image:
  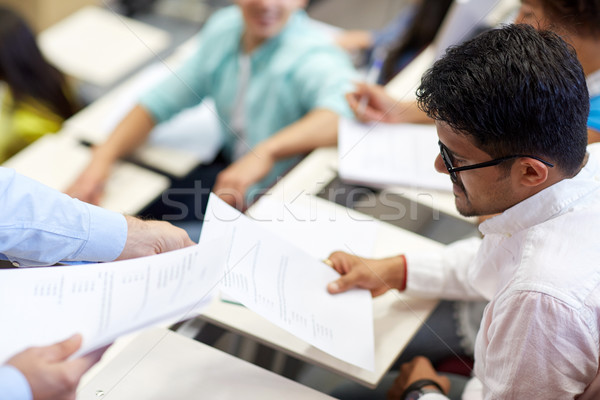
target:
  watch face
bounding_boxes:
[404,390,423,400]
[404,388,441,400]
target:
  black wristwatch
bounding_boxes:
[401,379,444,400]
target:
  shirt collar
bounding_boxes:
[587,69,600,98]
[479,150,600,236]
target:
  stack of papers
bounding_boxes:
[247,195,377,260]
[202,195,375,371]
[0,195,375,371]
[0,244,216,362]
[338,118,452,192]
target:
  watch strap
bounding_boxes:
[401,379,444,400]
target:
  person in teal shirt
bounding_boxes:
[68,0,356,213]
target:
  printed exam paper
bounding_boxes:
[0,243,219,363]
[0,195,375,371]
[203,194,375,371]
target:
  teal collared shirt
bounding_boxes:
[140,6,356,198]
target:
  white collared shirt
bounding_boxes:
[407,147,600,399]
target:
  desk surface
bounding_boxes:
[39,6,171,87]
[3,134,169,215]
[78,328,334,400]
[269,147,470,222]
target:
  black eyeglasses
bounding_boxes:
[438,141,554,183]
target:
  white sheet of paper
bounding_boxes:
[338,118,452,191]
[247,195,377,260]
[202,194,375,371]
[0,244,223,363]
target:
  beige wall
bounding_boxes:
[0,0,100,32]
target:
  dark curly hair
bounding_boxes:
[539,0,600,37]
[417,24,588,176]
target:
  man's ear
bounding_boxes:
[514,158,550,187]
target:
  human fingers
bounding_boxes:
[88,184,104,206]
[66,180,101,205]
[326,251,356,274]
[62,344,110,380]
[386,370,407,400]
[327,268,366,294]
[214,170,246,210]
[346,91,373,122]
[43,334,83,362]
[215,185,245,210]
[155,222,197,252]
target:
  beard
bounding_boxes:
[453,181,478,217]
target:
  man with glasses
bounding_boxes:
[326,24,600,399]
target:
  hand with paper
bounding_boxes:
[5,335,107,400]
[1,194,376,377]
[326,251,406,297]
[202,194,376,371]
[117,216,196,260]
[0,243,220,365]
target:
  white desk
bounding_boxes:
[39,6,171,87]
[78,328,334,400]
[270,147,469,223]
[198,147,441,388]
[3,134,169,215]
[202,268,438,389]
[7,30,208,215]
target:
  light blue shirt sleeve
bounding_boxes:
[0,168,127,266]
[0,365,32,400]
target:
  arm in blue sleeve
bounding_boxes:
[0,365,32,400]
[0,168,127,266]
